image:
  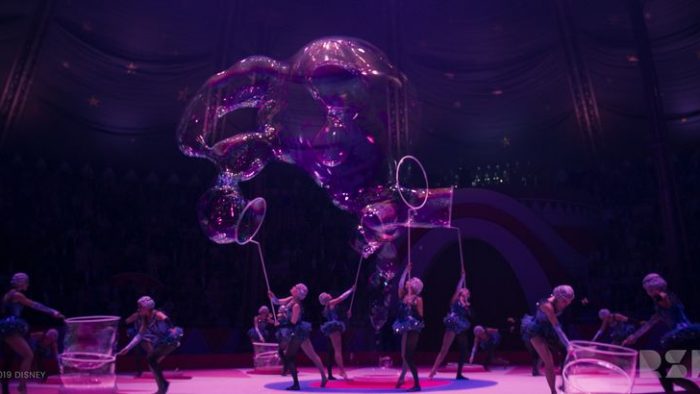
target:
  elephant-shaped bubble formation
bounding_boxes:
[177,37,453,256]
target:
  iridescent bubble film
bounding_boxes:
[178,37,452,253]
[60,316,120,391]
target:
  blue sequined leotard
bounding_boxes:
[655,293,700,350]
[321,306,346,336]
[141,312,184,348]
[521,298,565,349]
[0,290,29,338]
[392,298,424,334]
[443,300,471,334]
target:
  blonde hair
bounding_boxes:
[137,296,156,310]
[642,273,667,292]
[408,277,423,295]
[295,283,308,300]
[552,285,575,302]
[10,273,29,288]
[318,292,332,305]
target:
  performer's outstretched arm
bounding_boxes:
[592,319,609,342]
[125,312,139,325]
[398,263,411,299]
[14,292,63,319]
[117,321,145,356]
[330,286,356,307]
[614,313,630,322]
[623,314,661,345]
[253,316,265,342]
[450,274,466,304]
[268,291,293,306]
[541,302,570,348]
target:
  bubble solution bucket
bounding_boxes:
[59,352,116,393]
[253,342,282,372]
[563,340,638,394]
[60,316,120,393]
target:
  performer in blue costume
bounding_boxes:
[274,303,291,376]
[318,285,355,380]
[1,273,64,394]
[116,296,183,394]
[520,314,555,377]
[247,305,275,344]
[521,285,575,394]
[623,273,700,393]
[393,263,424,392]
[124,310,148,376]
[269,284,327,391]
[469,326,502,369]
[592,308,636,345]
[428,273,471,380]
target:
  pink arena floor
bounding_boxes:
[9,366,698,393]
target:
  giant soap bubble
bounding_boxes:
[59,316,120,392]
[178,37,452,255]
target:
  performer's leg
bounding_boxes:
[326,336,335,380]
[455,332,470,379]
[530,337,556,394]
[396,333,408,388]
[300,340,328,387]
[147,343,178,393]
[429,331,455,378]
[4,335,33,394]
[523,338,541,376]
[330,332,347,379]
[278,340,289,376]
[135,342,149,377]
[405,331,421,391]
[283,338,302,390]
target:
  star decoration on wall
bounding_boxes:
[88,96,100,107]
[502,136,511,147]
[126,62,138,74]
[177,87,191,102]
